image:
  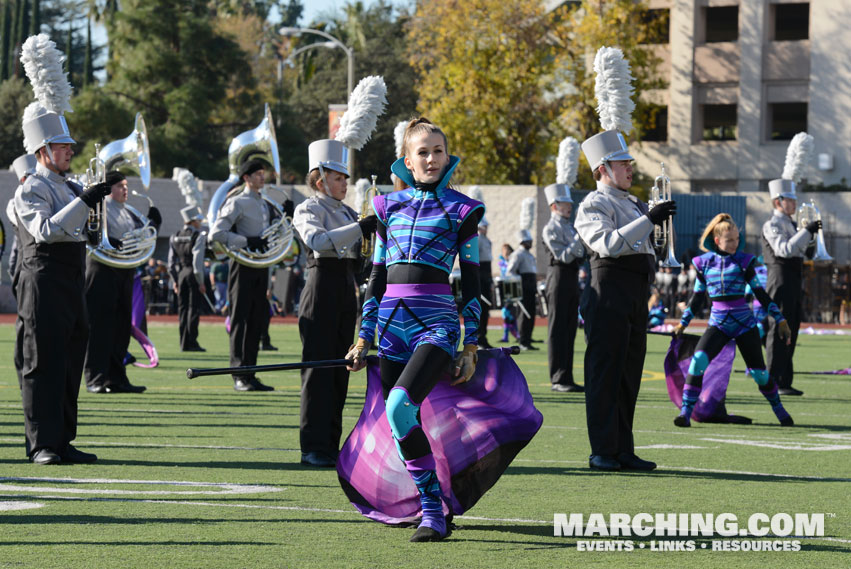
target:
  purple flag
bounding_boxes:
[129,273,158,368]
[337,348,543,525]
[664,335,736,422]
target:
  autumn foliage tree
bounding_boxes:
[407,0,666,187]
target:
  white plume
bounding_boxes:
[21,34,74,115]
[394,120,408,158]
[781,132,814,183]
[335,75,388,151]
[468,185,484,204]
[593,46,634,133]
[520,197,536,232]
[556,137,580,187]
[354,178,371,208]
[172,167,204,208]
[22,101,47,128]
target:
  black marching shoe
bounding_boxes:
[182,345,207,352]
[518,343,539,351]
[86,384,107,394]
[105,382,146,393]
[778,387,803,396]
[30,448,62,465]
[617,452,657,471]
[234,378,274,392]
[551,383,584,393]
[62,445,97,464]
[260,343,279,351]
[589,454,621,471]
[300,452,336,468]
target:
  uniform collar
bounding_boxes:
[391,155,460,195]
[106,196,126,209]
[35,162,66,185]
[241,187,263,200]
[316,191,345,209]
[595,182,632,198]
[773,209,792,221]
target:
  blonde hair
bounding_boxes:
[699,213,738,252]
[401,117,448,158]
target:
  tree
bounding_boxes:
[285,0,417,182]
[1,1,11,81]
[407,0,568,185]
[105,0,257,178]
[0,76,33,166]
[405,0,665,187]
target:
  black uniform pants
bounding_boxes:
[518,273,537,345]
[477,262,493,345]
[298,259,357,457]
[16,253,88,457]
[228,262,269,380]
[84,260,134,389]
[581,265,649,457]
[177,268,203,350]
[765,267,802,389]
[546,264,580,386]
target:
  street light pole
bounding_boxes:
[279,26,356,178]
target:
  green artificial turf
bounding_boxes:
[0,321,849,568]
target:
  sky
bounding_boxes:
[299,0,410,26]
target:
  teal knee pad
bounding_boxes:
[749,368,769,386]
[688,351,710,377]
[386,388,420,441]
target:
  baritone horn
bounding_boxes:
[360,175,378,257]
[87,113,158,269]
[85,142,115,252]
[797,200,833,262]
[649,162,681,268]
[207,104,293,268]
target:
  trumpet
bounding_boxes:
[797,200,833,262]
[360,175,378,257]
[649,162,681,268]
[85,143,116,252]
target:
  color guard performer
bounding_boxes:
[168,205,208,352]
[210,159,276,392]
[542,136,585,392]
[762,132,818,397]
[14,34,110,464]
[575,47,676,472]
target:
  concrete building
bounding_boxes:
[633,0,851,194]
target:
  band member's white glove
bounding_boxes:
[451,344,478,386]
[346,338,369,372]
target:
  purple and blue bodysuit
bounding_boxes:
[356,155,483,539]
[676,247,793,427]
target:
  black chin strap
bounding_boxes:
[413,181,439,193]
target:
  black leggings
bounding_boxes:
[686,326,774,389]
[379,344,452,459]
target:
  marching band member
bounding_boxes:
[210,158,276,392]
[507,197,538,351]
[84,171,161,394]
[14,34,110,464]
[7,154,37,282]
[575,47,676,472]
[293,140,376,467]
[673,214,793,427]
[762,133,818,397]
[347,117,484,542]
[542,137,585,392]
[469,187,494,349]
[168,205,208,352]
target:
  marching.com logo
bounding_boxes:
[554,513,826,552]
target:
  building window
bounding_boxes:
[702,104,737,141]
[705,6,738,43]
[774,3,809,41]
[769,102,807,140]
[640,9,670,44]
[637,104,668,142]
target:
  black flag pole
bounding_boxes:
[187,358,354,379]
